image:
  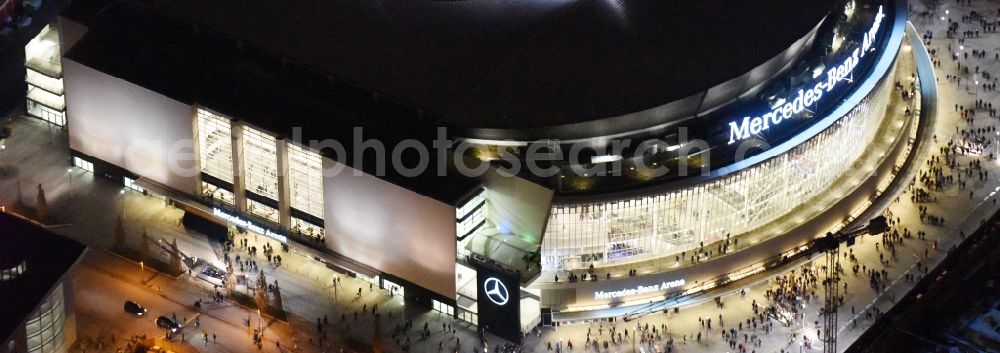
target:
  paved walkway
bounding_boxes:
[1,3,999,353]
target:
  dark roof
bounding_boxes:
[58,0,107,24]
[61,0,831,201]
[64,2,483,204]
[122,0,827,131]
[0,212,87,344]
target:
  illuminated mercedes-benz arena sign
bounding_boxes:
[484,277,510,306]
[594,279,685,300]
[728,6,887,144]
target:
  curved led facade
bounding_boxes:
[533,0,909,273]
[540,64,897,270]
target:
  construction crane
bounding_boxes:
[815,216,889,353]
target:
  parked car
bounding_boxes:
[124,300,147,316]
[155,316,180,332]
[201,266,224,280]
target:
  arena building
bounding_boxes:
[29,0,930,341]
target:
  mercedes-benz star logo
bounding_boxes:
[484,277,509,306]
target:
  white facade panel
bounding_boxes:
[63,58,198,195]
[483,171,553,241]
[322,158,456,297]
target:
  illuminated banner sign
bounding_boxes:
[594,279,685,300]
[213,207,288,243]
[728,5,886,144]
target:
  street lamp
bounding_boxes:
[257,308,262,333]
[67,168,73,199]
[0,143,6,177]
[120,189,126,226]
[632,323,639,352]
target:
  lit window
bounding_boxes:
[247,199,279,224]
[242,127,278,200]
[26,285,65,353]
[201,182,235,206]
[288,143,324,220]
[72,157,93,173]
[196,108,234,183]
[123,177,144,192]
[432,299,454,316]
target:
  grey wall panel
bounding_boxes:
[321,158,457,297]
[484,171,554,241]
[63,58,198,195]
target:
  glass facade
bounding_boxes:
[247,198,280,224]
[242,127,279,200]
[382,279,405,297]
[0,261,26,281]
[25,285,66,353]
[72,157,94,173]
[201,181,235,205]
[288,143,324,220]
[291,217,324,239]
[195,107,332,238]
[541,64,897,271]
[432,299,455,316]
[124,176,144,192]
[197,108,234,183]
[25,99,66,126]
[459,310,478,325]
[456,189,485,238]
[24,25,66,127]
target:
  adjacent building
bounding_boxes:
[0,212,87,353]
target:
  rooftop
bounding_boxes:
[63,1,483,204]
[72,0,830,132]
[0,212,87,345]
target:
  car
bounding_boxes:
[155,316,180,332]
[124,300,147,316]
[201,266,224,279]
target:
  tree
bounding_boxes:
[169,238,182,274]
[35,184,47,222]
[0,118,13,139]
[254,271,269,314]
[272,279,283,314]
[223,264,236,296]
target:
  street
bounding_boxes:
[72,249,298,353]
